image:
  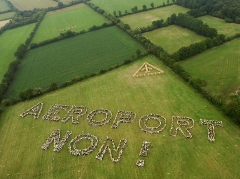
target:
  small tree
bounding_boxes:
[136,49,142,57]
[113,11,117,17]
[118,11,122,17]
[142,5,147,11]
[150,2,154,8]
[125,10,128,14]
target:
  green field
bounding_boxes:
[120,5,188,29]
[6,26,146,99]
[0,12,16,21]
[0,23,35,81]
[0,55,239,178]
[31,4,109,43]
[143,25,206,54]
[180,38,240,99]
[198,15,240,37]
[90,0,167,14]
[9,0,57,10]
[0,1,10,11]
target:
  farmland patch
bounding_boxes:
[6,26,146,98]
[120,5,188,29]
[0,11,15,21]
[31,3,108,43]
[0,56,239,178]
[143,25,205,54]
[198,15,240,37]
[0,1,10,11]
[9,0,57,10]
[180,38,240,99]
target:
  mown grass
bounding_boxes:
[90,0,167,14]
[120,5,188,29]
[31,4,108,43]
[6,26,146,99]
[0,23,35,81]
[0,12,15,21]
[8,0,57,10]
[180,38,240,99]
[0,55,239,179]
[143,25,206,54]
[0,1,10,11]
[198,15,240,37]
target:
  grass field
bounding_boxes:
[31,4,108,43]
[143,25,206,54]
[120,5,188,29]
[90,0,167,14]
[180,38,240,99]
[0,55,239,178]
[0,1,10,12]
[0,23,35,81]
[0,12,15,21]
[198,15,240,37]
[6,26,146,99]
[9,0,57,10]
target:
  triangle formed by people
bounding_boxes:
[133,62,164,77]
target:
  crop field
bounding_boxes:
[0,23,35,81]
[143,25,205,54]
[120,5,188,29]
[0,19,10,28]
[0,1,10,11]
[0,55,239,178]
[8,0,57,10]
[6,26,146,99]
[198,15,240,37]
[31,4,108,43]
[180,38,240,99]
[0,12,16,21]
[90,0,167,14]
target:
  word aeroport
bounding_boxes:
[20,102,223,142]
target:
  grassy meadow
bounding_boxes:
[180,38,240,99]
[198,15,240,37]
[6,26,146,99]
[0,12,15,21]
[8,0,57,10]
[31,4,108,43]
[0,23,35,81]
[90,0,167,14]
[143,25,206,54]
[0,1,10,11]
[120,5,188,29]
[0,55,239,178]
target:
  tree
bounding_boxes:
[150,2,154,8]
[113,11,117,17]
[118,11,122,17]
[125,10,128,15]
[58,2,64,8]
[136,49,142,57]
[167,0,170,5]
[49,82,58,91]
[142,5,147,11]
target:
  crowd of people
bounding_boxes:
[68,133,98,156]
[20,102,43,119]
[139,141,151,157]
[96,137,127,163]
[139,114,167,134]
[200,119,223,142]
[42,104,70,121]
[87,108,112,126]
[136,159,145,167]
[61,105,88,124]
[170,116,194,139]
[111,110,136,129]
[41,129,72,152]
[59,26,77,32]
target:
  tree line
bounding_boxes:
[175,0,240,23]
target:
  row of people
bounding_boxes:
[139,141,151,157]
[170,116,194,139]
[136,159,145,167]
[42,104,69,121]
[87,108,112,126]
[139,114,166,134]
[62,105,88,124]
[111,110,136,129]
[200,119,223,142]
[69,133,98,156]
[41,129,72,152]
[20,102,44,119]
[96,137,127,163]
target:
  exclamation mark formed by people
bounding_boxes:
[136,141,151,167]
